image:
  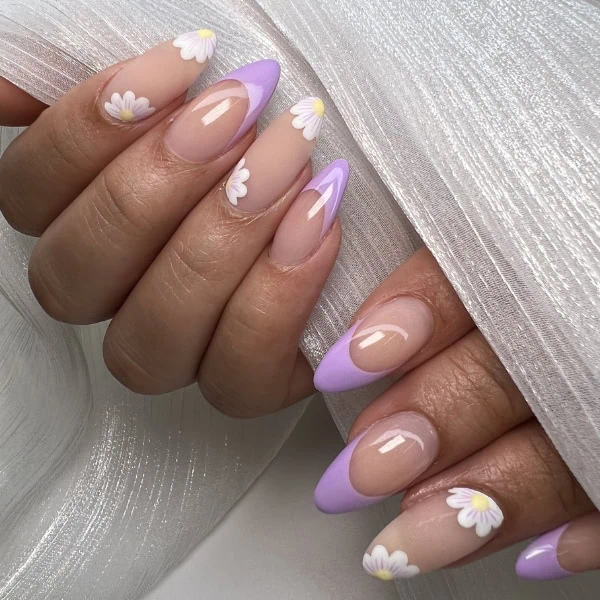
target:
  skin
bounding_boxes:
[0,64,596,576]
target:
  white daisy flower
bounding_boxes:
[362,545,420,581]
[173,29,217,63]
[225,158,250,206]
[290,97,325,141]
[446,488,504,538]
[104,91,156,122]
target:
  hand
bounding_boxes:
[312,247,599,581]
[0,33,344,416]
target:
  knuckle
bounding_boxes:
[525,429,586,519]
[443,335,523,433]
[89,166,156,243]
[103,331,165,395]
[28,250,83,323]
[198,375,259,419]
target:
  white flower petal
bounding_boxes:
[134,97,150,110]
[104,103,121,119]
[362,553,376,575]
[110,92,123,107]
[237,168,250,183]
[475,519,493,538]
[370,545,390,562]
[456,506,478,529]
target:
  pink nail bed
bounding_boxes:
[314,411,439,514]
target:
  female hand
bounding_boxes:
[0,32,346,416]
[312,247,599,582]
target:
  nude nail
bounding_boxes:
[224,96,325,212]
[363,488,504,581]
[164,59,280,163]
[516,513,600,580]
[313,297,434,393]
[102,30,217,123]
[314,411,439,514]
[270,159,348,265]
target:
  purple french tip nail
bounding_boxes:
[302,158,349,235]
[313,322,392,393]
[516,525,574,580]
[220,59,280,146]
[314,433,386,514]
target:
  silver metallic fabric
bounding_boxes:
[0,0,599,598]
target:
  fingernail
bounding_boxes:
[225,96,325,212]
[270,159,348,265]
[363,488,504,581]
[516,513,600,580]
[165,59,280,163]
[314,297,434,393]
[314,412,438,514]
[102,30,217,123]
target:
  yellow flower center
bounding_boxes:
[373,569,394,581]
[471,494,490,512]
[312,98,325,118]
[197,29,215,39]
[119,109,135,122]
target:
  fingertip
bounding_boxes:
[0,77,47,126]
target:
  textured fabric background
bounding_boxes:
[0,0,598,598]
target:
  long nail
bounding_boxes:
[164,59,280,163]
[313,297,434,393]
[270,159,348,265]
[516,513,600,580]
[314,411,438,514]
[102,30,217,123]
[363,488,504,581]
[224,96,325,212]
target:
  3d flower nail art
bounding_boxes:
[290,97,325,141]
[362,545,420,581]
[104,91,156,122]
[226,158,250,206]
[363,488,504,581]
[173,29,217,63]
[446,488,504,537]
[100,32,215,124]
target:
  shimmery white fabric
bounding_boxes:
[0,0,599,598]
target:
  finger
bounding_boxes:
[199,160,348,417]
[28,60,279,324]
[0,30,215,235]
[516,511,600,580]
[103,97,325,394]
[360,421,592,582]
[313,247,475,393]
[0,77,47,126]
[314,330,531,513]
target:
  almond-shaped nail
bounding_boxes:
[314,411,438,514]
[314,297,434,393]
[225,96,325,212]
[363,488,504,581]
[102,30,217,123]
[516,513,600,580]
[270,159,348,265]
[164,59,280,163]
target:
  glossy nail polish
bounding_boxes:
[516,513,600,580]
[314,411,438,514]
[270,159,348,265]
[225,96,325,212]
[102,30,217,123]
[313,297,434,393]
[165,59,280,163]
[363,488,504,581]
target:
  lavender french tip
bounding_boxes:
[304,159,349,235]
[314,434,384,514]
[516,525,574,580]
[220,59,280,145]
[313,322,387,393]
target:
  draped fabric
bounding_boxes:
[0,0,599,598]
